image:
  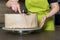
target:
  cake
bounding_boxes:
[5,14,38,28]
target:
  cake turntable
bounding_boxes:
[2,27,42,34]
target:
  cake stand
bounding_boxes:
[2,27,42,34]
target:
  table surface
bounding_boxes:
[0,29,60,40]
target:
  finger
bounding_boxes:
[17,5,21,13]
[14,6,18,12]
[40,23,44,28]
[40,23,44,27]
[12,6,17,12]
[39,21,44,28]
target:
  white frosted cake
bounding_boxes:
[5,14,38,28]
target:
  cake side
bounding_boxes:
[5,14,38,28]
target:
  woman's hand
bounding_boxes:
[39,2,59,28]
[6,1,21,13]
[39,16,47,28]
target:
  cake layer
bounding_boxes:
[5,14,38,28]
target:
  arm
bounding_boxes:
[46,2,59,18]
[6,0,21,13]
[39,2,59,28]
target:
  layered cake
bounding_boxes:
[5,14,38,28]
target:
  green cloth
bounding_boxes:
[25,0,55,31]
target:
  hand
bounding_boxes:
[6,1,21,13]
[39,16,47,28]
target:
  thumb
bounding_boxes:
[39,21,44,28]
